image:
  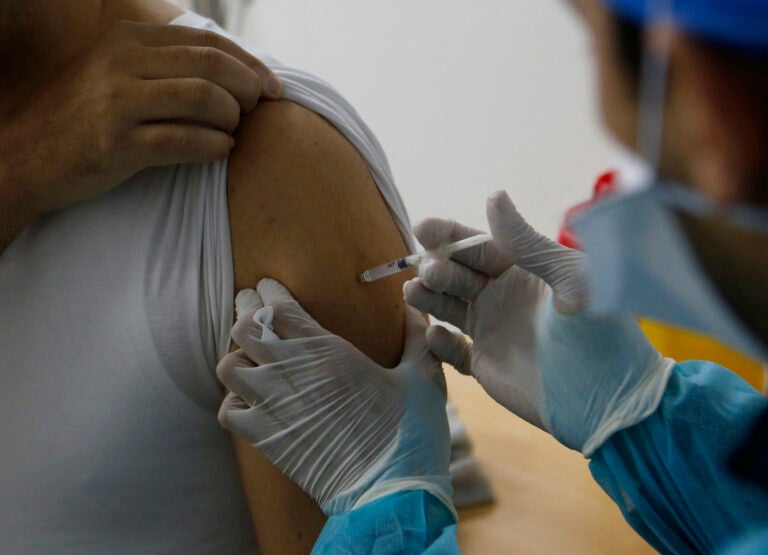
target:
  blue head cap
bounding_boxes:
[602,0,768,53]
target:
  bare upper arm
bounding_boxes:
[226,99,413,553]
[228,99,412,366]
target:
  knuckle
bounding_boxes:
[107,20,131,40]
[231,316,264,345]
[156,81,182,108]
[217,403,230,428]
[196,46,221,71]
[230,318,248,343]
[216,354,236,383]
[160,44,184,66]
[93,40,131,75]
[188,78,215,105]
[88,101,126,153]
[96,126,123,155]
[98,78,126,103]
[96,83,117,108]
[96,44,120,67]
[106,21,142,50]
[193,29,223,49]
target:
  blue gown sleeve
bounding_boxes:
[590,360,768,554]
[311,490,459,555]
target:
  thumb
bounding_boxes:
[256,278,328,339]
[235,288,264,321]
[401,305,429,362]
[486,190,554,264]
[401,307,447,392]
[487,190,589,313]
[256,278,301,308]
[425,325,472,375]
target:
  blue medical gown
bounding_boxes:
[312,360,767,554]
[591,361,768,554]
[312,490,459,554]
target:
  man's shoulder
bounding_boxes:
[226,99,378,249]
[228,98,370,195]
[225,98,411,366]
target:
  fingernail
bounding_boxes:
[229,136,236,149]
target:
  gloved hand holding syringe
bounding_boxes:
[359,233,493,283]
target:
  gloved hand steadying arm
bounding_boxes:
[405,190,675,456]
[217,278,455,518]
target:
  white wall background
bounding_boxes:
[193,0,622,237]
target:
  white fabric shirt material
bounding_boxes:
[0,11,414,554]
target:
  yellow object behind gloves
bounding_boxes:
[640,319,767,393]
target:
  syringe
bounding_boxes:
[359,233,493,283]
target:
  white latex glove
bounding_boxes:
[217,279,455,518]
[405,191,675,456]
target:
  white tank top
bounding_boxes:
[0,11,414,553]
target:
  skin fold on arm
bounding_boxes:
[227,99,414,554]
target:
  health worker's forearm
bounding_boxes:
[590,360,768,555]
[312,490,459,555]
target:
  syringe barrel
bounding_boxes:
[359,256,418,282]
[359,259,403,282]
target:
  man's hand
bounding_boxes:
[0,20,282,252]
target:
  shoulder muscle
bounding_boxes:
[227,99,412,366]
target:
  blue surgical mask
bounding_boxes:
[572,184,768,362]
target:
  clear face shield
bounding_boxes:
[571,0,768,363]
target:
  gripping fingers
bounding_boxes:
[216,350,260,403]
[218,393,283,446]
[137,46,265,113]
[403,279,468,330]
[218,391,249,428]
[230,314,282,365]
[419,258,488,302]
[426,325,473,375]
[217,350,301,419]
[130,122,234,165]
[131,22,283,98]
[136,78,241,133]
[413,218,513,278]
